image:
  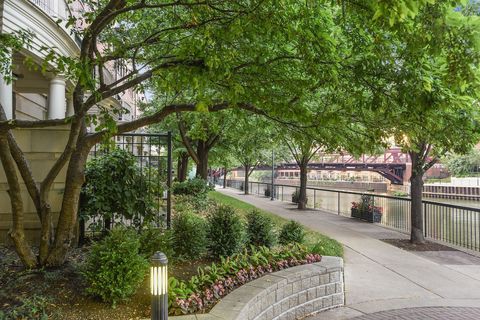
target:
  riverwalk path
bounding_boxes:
[216,187,480,319]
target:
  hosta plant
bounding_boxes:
[168,244,322,315]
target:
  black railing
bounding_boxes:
[220,179,480,252]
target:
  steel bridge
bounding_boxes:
[230,148,410,185]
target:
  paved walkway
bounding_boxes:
[216,187,480,320]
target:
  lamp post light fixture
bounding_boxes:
[271,149,275,201]
[151,252,168,320]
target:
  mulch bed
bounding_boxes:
[0,246,212,320]
[381,239,459,252]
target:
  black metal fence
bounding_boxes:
[221,179,480,252]
[80,132,172,241]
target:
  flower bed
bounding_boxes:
[169,244,322,315]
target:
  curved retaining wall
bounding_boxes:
[172,256,344,320]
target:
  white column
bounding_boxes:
[66,96,74,117]
[0,53,13,120]
[48,75,66,119]
[0,77,12,120]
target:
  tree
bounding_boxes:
[0,0,343,267]
[343,1,480,243]
[175,111,236,179]
[229,116,274,195]
[282,133,320,209]
[146,115,191,182]
[445,149,480,177]
[208,138,238,189]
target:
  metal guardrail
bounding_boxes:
[220,179,480,252]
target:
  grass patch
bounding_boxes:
[208,191,343,257]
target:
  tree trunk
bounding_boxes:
[244,165,250,195]
[195,142,208,180]
[45,141,90,266]
[410,152,426,244]
[223,167,227,189]
[177,152,189,182]
[298,161,308,210]
[0,134,37,268]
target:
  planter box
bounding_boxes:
[264,188,271,197]
[351,208,382,223]
[351,208,361,219]
[363,210,382,223]
[368,210,382,223]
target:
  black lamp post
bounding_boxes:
[151,252,168,320]
[271,149,275,201]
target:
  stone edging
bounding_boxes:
[172,256,344,320]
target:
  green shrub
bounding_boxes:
[246,209,276,248]
[207,205,245,257]
[173,194,215,215]
[173,178,213,211]
[139,226,174,259]
[279,220,305,245]
[80,148,162,230]
[173,177,212,196]
[172,211,208,260]
[82,228,148,305]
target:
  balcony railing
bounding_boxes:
[29,0,55,16]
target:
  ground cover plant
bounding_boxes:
[169,244,322,315]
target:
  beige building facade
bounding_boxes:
[0,0,143,243]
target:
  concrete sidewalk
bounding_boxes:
[216,187,480,319]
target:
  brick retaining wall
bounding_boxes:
[171,256,344,320]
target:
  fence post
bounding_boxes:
[313,189,316,209]
[423,202,427,238]
[337,192,340,215]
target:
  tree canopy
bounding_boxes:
[1,0,480,267]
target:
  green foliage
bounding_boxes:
[444,149,480,177]
[246,209,276,248]
[392,191,409,197]
[0,31,33,83]
[228,115,274,169]
[309,236,344,257]
[207,205,245,257]
[173,177,212,196]
[81,228,148,305]
[345,0,480,163]
[80,148,163,230]
[0,295,51,320]
[279,220,305,245]
[138,226,174,259]
[172,211,208,260]
[173,178,213,210]
[169,244,321,315]
[208,191,342,255]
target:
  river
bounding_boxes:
[242,181,480,250]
